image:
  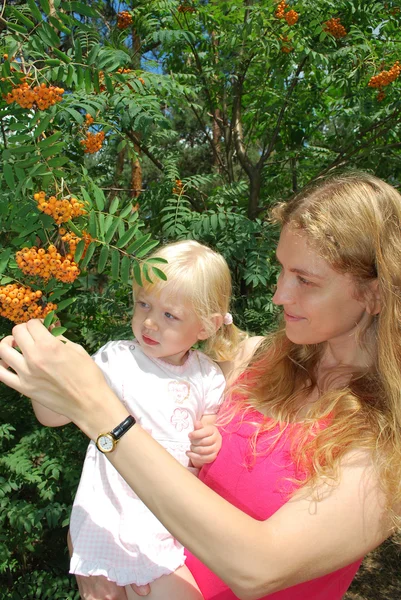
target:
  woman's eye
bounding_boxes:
[298,276,312,286]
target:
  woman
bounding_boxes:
[0,172,400,600]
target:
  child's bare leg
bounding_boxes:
[125,566,203,600]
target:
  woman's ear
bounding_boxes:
[197,314,224,340]
[365,279,381,316]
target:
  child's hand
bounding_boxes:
[187,420,222,468]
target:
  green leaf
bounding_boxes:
[79,242,96,269]
[135,240,159,259]
[109,197,119,215]
[63,107,84,124]
[65,64,74,87]
[116,226,138,249]
[74,38,82,63]
[48,16,71,34]
[38,0,50,14]
[41,21,61,46]
[104,217,121,244]
[61,1,99,17]
[52,47,72,63]
[41,143,65,158]
[0,248,12,273]
[125,233,152,255]
[27,0,43,21]
[67,220,82,236]
[151,266,168,281]
[74,239,86,262]
[51,326,67,337]
[88,210,98,238]
[45,58,61,67]
[56,297,76,310]
[10,8,35,29]
[44,311,55,328]
[92,184,105,211]
[5,21,28,34]
[110,249,120,279]
[33,115,53,138]
[104,73,114,95]
[3,164,15,189]
[97,245,109,273]
[132,260,142,286]
[38,132,63,148]
[84,68,92,94]
[47,156,70,167]
[120,255,131,284]
[142,262,153,284]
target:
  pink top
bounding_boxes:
[185,410,362,599]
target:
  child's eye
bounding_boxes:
[137,301,149,309]
[164,312,177,320]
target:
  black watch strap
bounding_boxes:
[110,415,136,440]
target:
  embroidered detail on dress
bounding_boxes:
[168,380,190,404]
[171,408,190,431]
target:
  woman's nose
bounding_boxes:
[272,273,293,306]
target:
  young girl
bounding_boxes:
[28,240,244,598]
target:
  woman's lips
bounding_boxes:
[142,334,159,346]
[284,311,304,322]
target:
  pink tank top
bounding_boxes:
[185,410,361,599]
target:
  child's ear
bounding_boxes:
[365,279,381,316]
[197,314,224,340]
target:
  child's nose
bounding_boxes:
[144,317,158,330]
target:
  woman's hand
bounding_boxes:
[0,319,128,438]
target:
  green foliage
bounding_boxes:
[0,0,400,595]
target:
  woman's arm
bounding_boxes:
[0,321,391,600]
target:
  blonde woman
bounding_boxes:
[1,172,400,600]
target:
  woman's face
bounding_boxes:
[272,226,372,355]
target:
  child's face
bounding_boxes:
[131,287,208,366]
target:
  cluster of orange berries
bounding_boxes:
[275,1,299,25]
[85,113,94,126]
[34,191,87,225]
[280,35,294,53]
[172,179,184,195]
[368,61,400,88]
[324,17,347,39]
[4,82,64,110]
[59,228,92,257]
[16,245,80,284]
[117,68,133,74]
[0,284,56,324]
[117,10,133,29]
[80,131,105,154]
[178,3,196,13]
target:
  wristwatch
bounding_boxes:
[96,415,136,453]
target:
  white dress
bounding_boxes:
[69,340,225,586]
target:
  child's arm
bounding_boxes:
[187,415,222,469]
[31,399,72,427]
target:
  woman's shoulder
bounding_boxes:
[218,335,265,383]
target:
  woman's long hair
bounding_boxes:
[226,173,401,528]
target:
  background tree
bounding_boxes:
[0,0,400,597]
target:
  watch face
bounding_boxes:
[97,434,115,453]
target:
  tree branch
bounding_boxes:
[124,131,164,172]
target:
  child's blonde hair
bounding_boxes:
[133,240,245,361]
